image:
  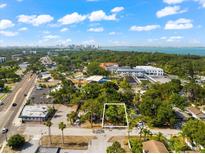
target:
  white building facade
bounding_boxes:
[20,105,50,122]
[135,66,164,77]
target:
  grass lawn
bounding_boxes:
[41,135,96,150]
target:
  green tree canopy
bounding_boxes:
[182,119,205,147]
[106,141,126,153]
[87,62,109,76]
[7,134,25,149]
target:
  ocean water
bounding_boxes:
[100,46,205,56]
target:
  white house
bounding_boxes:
[116,68,145,77]
[135,66,164,77]
[115,66,164,78]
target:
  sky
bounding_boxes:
[0,0,205,47]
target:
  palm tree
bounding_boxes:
[143,128,152,141]
[44,120,52,144]
[59,122,66,146]
[156,132,163,142]
[139,128,143,141]
[67,111,77,126]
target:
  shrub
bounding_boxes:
[106,141,125,153]
[7,134,25,149]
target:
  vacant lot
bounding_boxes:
[41,135,96,150]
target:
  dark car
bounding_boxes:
[12,103,17,107]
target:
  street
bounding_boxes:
[0,73,37,145]
[22,125,180,153]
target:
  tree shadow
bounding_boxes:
[20,142,34,150]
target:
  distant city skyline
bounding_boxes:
[0,0,205,47]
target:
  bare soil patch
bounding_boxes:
[41,135,96,150]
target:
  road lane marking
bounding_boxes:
[13,77,37,127]
[5,87,22,113]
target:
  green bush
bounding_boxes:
[106,141,125,153]
[129,138,142,153]
[7,134,25,149]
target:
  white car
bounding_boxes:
[2,128,8,134]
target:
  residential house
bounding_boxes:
[186,106,205,120]
[142,140,169,153]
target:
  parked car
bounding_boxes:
[36,86,42,90]
[2,128,8,134]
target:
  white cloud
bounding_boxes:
[82,39,96,45]
[43,35,60,41]
[18,14,54,26]
[57,38,72,45]
[88,27,104,32]
[0,3,7,8]
[89,23,101,27]
[111,6,124,13]
[109,32,117,35]
[18,27,28,31]
[0,19,14,30]
[195,0,205,8]
[58,12,87,25]
[60,28,69,32]
[189,38,201,44]
[148,36,184,43]
[0,31,18,37]
[166,36,184,42]
[156,6,187,18]
[42,31,50,34]
[110,40,127,46]
[108,32,121,35]
[130,25,160,31]
[88,10,116,21]
[165,18,193,30]
[160,36,167,40]
[163,0,184,4]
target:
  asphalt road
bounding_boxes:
[0,73,37,144]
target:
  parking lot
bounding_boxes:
[29,87,52,104]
